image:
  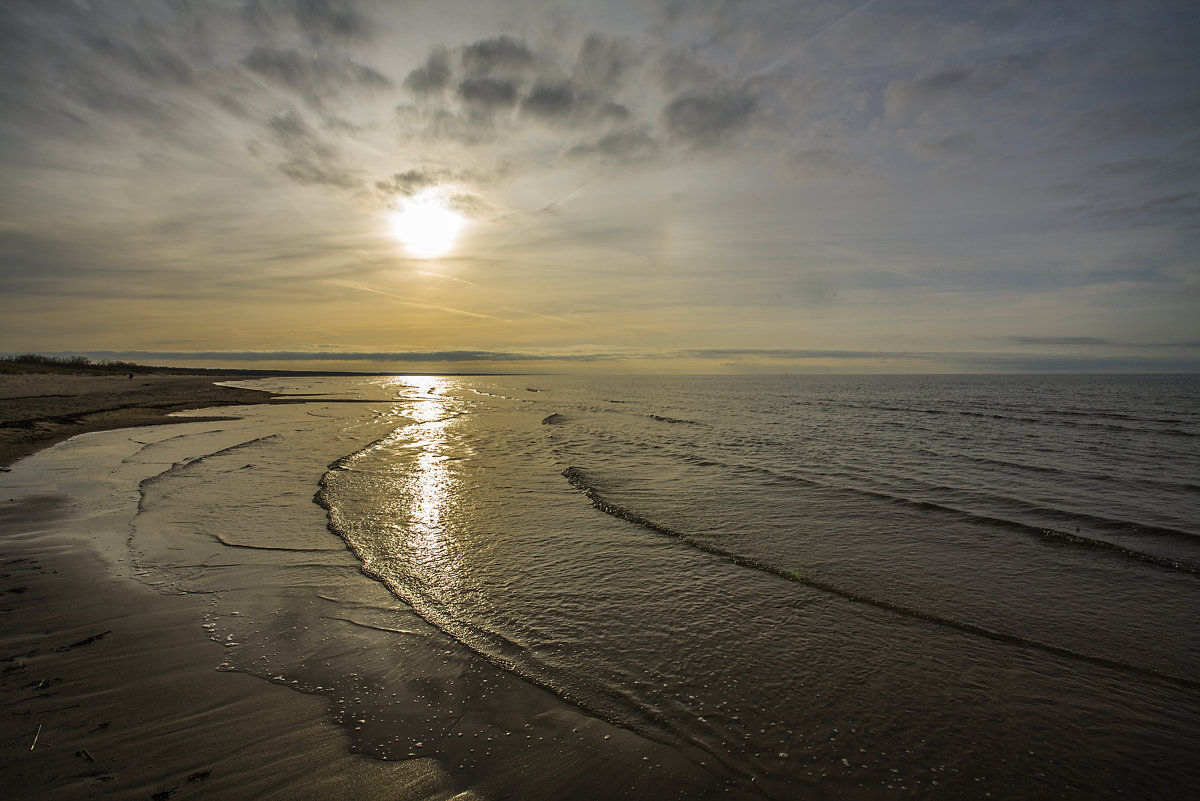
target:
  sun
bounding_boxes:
[388,192,465,258]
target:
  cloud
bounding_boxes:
[262,109,361,189]
[447,193,493,219]
[403,48,453,94]
[397,34,641,146]
[461,35,535,75]
[70,349,618,363]
[375,168,451,197]
[521,81,578,118]
[394,31,768,161]
[1004,336,1112,346]
[0,229,103,291]
[370,166,502,217]
[456,75,520,111]
[1065,191,1200,230]
[519,80,629,127]
[784,147,852,177]
[664,86,759,148]
[913,130,980,159]
[395,103,507,145]
[85,35,195,87]
[290,0,372,42]
[654,48,720,93]
[245,0,373,45]
[566,128,660,162]
[242,46,391,107]
[885,52,1050,120]
[574,34,637,91]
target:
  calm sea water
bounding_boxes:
[48,374,1200,797]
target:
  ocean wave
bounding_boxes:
[559,437,1200,572]
[560,466,1200,691]
[648,414,701,425]
[789,399,1197,436]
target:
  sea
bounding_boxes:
[8,373,1200,798]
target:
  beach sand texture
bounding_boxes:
[0,374,288,469]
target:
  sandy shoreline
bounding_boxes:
[0,374,754,800]
[0,374,297,469]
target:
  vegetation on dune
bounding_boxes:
[1,353,144,371]
[0,354,152,374]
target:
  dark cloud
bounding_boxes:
[457,76,520,110]
[263,109,361,189]
[462,36,535,75]
[521,81,578,118]
[403,48,453,94]
[398,34,643,147]
[374,163,510,201]
[242,46,391,106]
[664,86,758,148]
[574,34,636,90]
[375,168,449,197]
[291,0,371,42]
[519,81,632,128]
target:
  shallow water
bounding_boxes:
[10,374,1200,798]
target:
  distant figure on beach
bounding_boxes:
[128,373,133,379]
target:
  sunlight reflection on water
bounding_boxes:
[389,377,462,595]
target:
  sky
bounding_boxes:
[1,0,1198,374]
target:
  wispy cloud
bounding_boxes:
[322,280,505,320]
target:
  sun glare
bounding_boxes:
[388,193,465,259]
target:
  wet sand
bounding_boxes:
[0,374,290,469]
[0,375,754,800]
